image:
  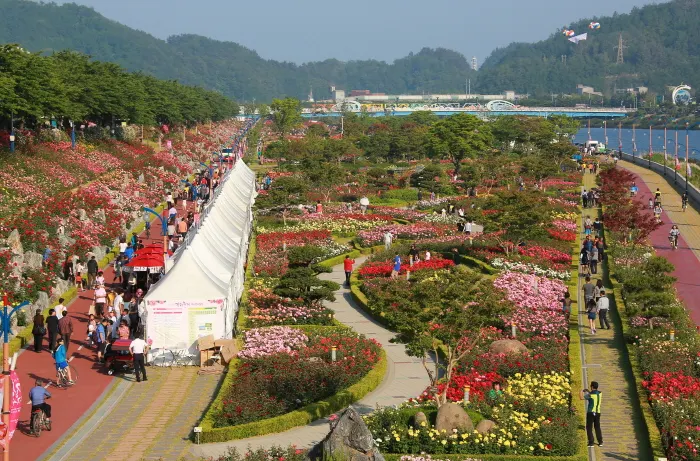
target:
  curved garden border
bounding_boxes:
[197,234,388,442]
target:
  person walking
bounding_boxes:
[582,276,596,306]
[130,334,148,382]
[383,231,393,250]
[87,255,98,289]
[408,244,419,266]
[58,313,74,354]
[32,309,46,353]
[597,290,610,330]
[589,245,599,275]
[580,247,590,277]
[586,299,598,334]
[581,381,603,447]
[46,308,59,352]
[343,255,355,287]
[390,253,401,279]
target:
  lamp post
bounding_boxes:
[71,120,76,150]
[648,125,652,168]
[675,130,680,184]
[632,124,637,162]
[617,122,622,156]
[686,123,690,193]
[9,111,14,154]
[0,294,29,461]
[663,126,667,176]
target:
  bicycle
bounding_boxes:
[56,364,78,387]
[31,406,51,437]
[683,200,688,212]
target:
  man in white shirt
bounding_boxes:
[597,290,610,330]
[118,241,127,255]
[112,290,123,316]
[383,232,393,250]
[129,335,148,382]
[55,299,66,320]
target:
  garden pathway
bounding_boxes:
[620,160,700,325]
[190,257,432,459]
[577,170,652,461]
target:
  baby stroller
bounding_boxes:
[104,339,134,375]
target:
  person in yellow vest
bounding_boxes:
[580,381,603,448]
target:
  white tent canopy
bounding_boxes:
[143,161,257,361]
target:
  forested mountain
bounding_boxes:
[477,0,700,96]
[0,0,476,101]
[1,0,699,100]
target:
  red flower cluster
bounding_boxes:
[357,258,455,279]
[518,245,572,264]
[642,372,700,402]
[422,370,503,403]
[257,230,331,251]
[547,228,576,242]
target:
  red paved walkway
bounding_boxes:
[621,166,700,325]
[12,202,191,460]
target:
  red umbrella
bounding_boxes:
[125,253,165,272]
[136,244,173,257]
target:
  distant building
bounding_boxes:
[615,86,648,95]
[471,56,478,71]
[504,90,516,101]
[350,90,372,97]
[576,84,603,97]
[332,89,346,102]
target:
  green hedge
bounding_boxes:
[199,348,387,442]
[603,243,665,460]
[384,454,586,461]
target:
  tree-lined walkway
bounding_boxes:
[190,257,432,459]
[577,170,651,461]
[620,160,700,325]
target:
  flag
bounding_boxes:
[568,33,588,44]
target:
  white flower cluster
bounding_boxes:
[491,258,570,280]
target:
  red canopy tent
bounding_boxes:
[125,253,165,273]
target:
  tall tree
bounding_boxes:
[429,113,493,175]
[270,97,302,138]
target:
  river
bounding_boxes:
[575,127,700,160]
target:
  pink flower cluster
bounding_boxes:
[357,223,451,246]
[237,327,309,359]
[493,271,567,310]
[552,220,578,232]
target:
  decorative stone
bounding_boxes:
[489,339,528,355]
[307,407,385,461]
[413,411,428,429]
[138,173,145,183]
[32,292,50,313]
[94,208,106,224]
[77,209,88,221]
[91,246,107,263]
[475,419,496,434]
[7,229,22,255]
[23,251,44,271]
[434,402,473,434]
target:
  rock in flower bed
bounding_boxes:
[213,328,382,427]
[245,288,334,327]
[365,369,576,456]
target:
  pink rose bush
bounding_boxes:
[246,288,334,327]
[493,271,567,310]
[357,223,452,246]
[237,327,309,359]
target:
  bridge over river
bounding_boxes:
[295,100,632,119]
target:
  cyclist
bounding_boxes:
[52,337,74,385]
[682,192,689,211]
[29,379,52,428]
[669,225,681,250]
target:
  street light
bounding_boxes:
[0,294,29,460]
[686,123,690,193]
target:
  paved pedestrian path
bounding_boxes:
[42,367,220,461]
[190,257,432,459]
[577,170,652,461]
[620,160,700,324]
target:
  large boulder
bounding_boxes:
[434,402,473,434]
[308,407,384,461]
[77,209,88,221]
[413,411,428,429]
[476,419,496,435]
[23,251,44,271]
[91,246,107,263]
[32,292,50,314]
[94,208,106,224]
[489,339,528,355]
[7,229,22,255]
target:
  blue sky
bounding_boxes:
[56,0,651,64]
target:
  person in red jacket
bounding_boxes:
[343,255,355,286]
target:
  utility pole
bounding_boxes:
[614,34,627,65]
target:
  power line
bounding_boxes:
[614,33,628,65]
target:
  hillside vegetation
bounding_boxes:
[0,0,699,99]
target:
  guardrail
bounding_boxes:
[619,152,700,206]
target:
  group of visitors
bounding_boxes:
[581,276,610,334]
[31,302,75,385]
[580,235,606,276]
[581,188,600,208]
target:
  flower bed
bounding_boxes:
[358,258,456,279]
[493,271,567,311]
[246,288,334,327]
[259,213,393,235]
[212,328,382,427]
[358,223,453,246]
[491,258,570,280]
